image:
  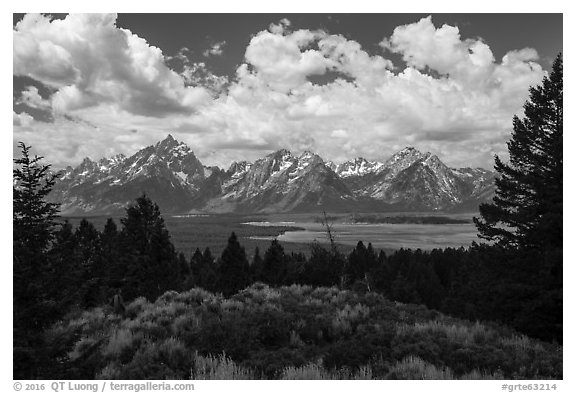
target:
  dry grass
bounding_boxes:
[388,355,455,379]
[396,320,495,344]
[191,352,253,380]
[102,329,136,357]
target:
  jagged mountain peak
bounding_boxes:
[387,146,425,161]
[335,157,385,178]
[50,137,495,214]
[268,148,294,160]
[156,133,177,147]
[227,160,250,171]
[153,134,192,158]
[98,154,126,166]
[298,150,324,164]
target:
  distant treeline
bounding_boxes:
[313,214,470,225]
[348,215,470,225]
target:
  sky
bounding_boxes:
[12,13,563,170]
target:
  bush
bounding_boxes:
[50,283,562,379]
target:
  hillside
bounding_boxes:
[46,284,562,380]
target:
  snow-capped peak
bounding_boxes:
[227,161,252,177]
[335,157,385,178]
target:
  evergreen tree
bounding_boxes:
[346,241,379,287]
[474,53,562,249]
[199,247,218,291]
[47,220,80,311]
[74,219,104,308]
[261,239,287,285]
[13,142,60,378]
[217,232,251,296]
[119,194,180,300]
[100,218,120,288]
[250,246,264,281]
[13,142,60,255]
[75,219,101,267]
[304,242,345,287]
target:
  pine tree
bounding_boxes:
[119,194,180,300]
[199,247,218,291]
[474,53,562,249]
[250,246,264,281]
[100,218,120,284]
[48,221,82,309]
[262,239,287,285]
[13,142,60,255]
[13,142,61,378]
[217,232,251,296]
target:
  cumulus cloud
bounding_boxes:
[17,86,52,110]
[13,111,34,127]
[13,13,211,117]
[269,18,291,35]
[187,16,546,168]
[244,28,330,92]
[381,16,544,95]
[13,15,549,170]
[203,41,226,57]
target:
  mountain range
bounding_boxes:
[49,135,496,215]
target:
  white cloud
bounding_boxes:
[13,111,34,127]
[13,15,549,170]
[203,41,226,57]
[14,13,212,117]
[331,129,349,138]
[269,18,291,35]
[244,29,330,92]
[187,17,546,168]
[17,86,52,110]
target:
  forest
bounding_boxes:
[13,55,562,380]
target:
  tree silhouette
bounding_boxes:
[261,239,287,285]
[119,194,180,300]
[474,53,562,249]
[217,232,251,296]
[13,142,61,378]
[13,142,60,254]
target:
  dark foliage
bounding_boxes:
[474,54,562,250]
[13,142,61,378]
[216,232,251,296]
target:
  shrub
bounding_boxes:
[191,352,253,380]
[387,356,454,380]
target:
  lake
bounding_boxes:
[62,211,484,257]
[245,212,483,250]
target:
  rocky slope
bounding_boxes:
[49,136,495,214]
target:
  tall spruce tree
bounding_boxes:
[261,240,287,285]
[13,142,60,255]
[119,194,180,300]
[13,142,61,378]
[474,53,562,249]
[217,232,251,296]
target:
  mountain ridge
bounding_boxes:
[48,135,496,215]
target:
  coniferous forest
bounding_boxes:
[13,55,563,380]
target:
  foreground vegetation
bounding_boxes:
[45,283,561,380]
